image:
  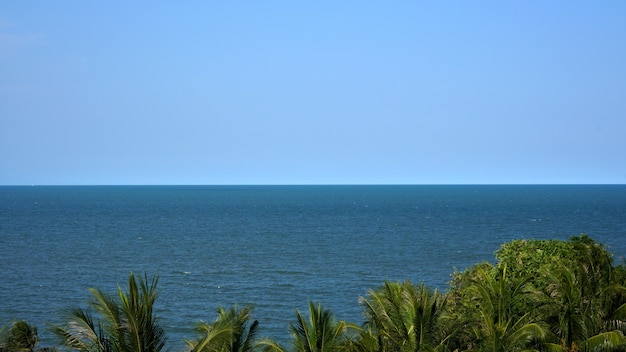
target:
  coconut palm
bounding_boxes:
[52,273,166,352]
[2,321,38,352]
[464,264,551,352]
[543,262,626,352]
[256,301,352,352]
[186,304,259,352]
[337,325,378,352]
[359,280,455,352]
[361,281,456,351]
[290,301,351,352]
[605,277,626,335]
[0,320,56,352]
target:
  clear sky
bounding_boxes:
[1,2,625,185]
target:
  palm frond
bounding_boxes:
[53,272,164,352]
[289,301,345,352]
[1,320,39,352]
[581,330,626,352]
[51,308,107,352]
[542,343,567,352]
[507,322,549,347]
[188,304,258,352]
[186,321,233,352]
[255,338,286,352]
[612,302,626,321]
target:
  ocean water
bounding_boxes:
[1,185,625,349]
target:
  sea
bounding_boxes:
[1,185,625,350]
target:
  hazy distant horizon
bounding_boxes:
[3,182,625,187]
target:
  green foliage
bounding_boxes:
[0,320,56,352]
[542,260,626,351]
[445,235,626,351]
[256,301,357,352]
[463,264,552,351]
[52,273,166,352]
[494,234,615,291]
[359,280,454,352]
[289,302,352,352]
[186,304,259,352]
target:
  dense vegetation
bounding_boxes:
[2,235,626,352]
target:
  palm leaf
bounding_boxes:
[612,302,626,321]
[1,320,39,352]
[581,330,626,352]
[187,304,258,352]
[186,322,233,352]
[53,272,164,352]
[255,338,286,352]
[289,302,345,352]
[51,308,108,352]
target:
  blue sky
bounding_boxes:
[1,2,625,185]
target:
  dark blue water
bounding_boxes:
[1,185,625,349]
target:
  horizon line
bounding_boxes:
[1,183,625,187]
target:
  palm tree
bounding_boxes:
[0,320,55,352]
[256,302,352,352]
[337,325,378,352]
[186,304,259,352]
[359,280,454,352]
[52,273,166,352]
[543,262,626,352]
[464,264,550,352]
[604,271,626,336]
[289,301,351,352]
